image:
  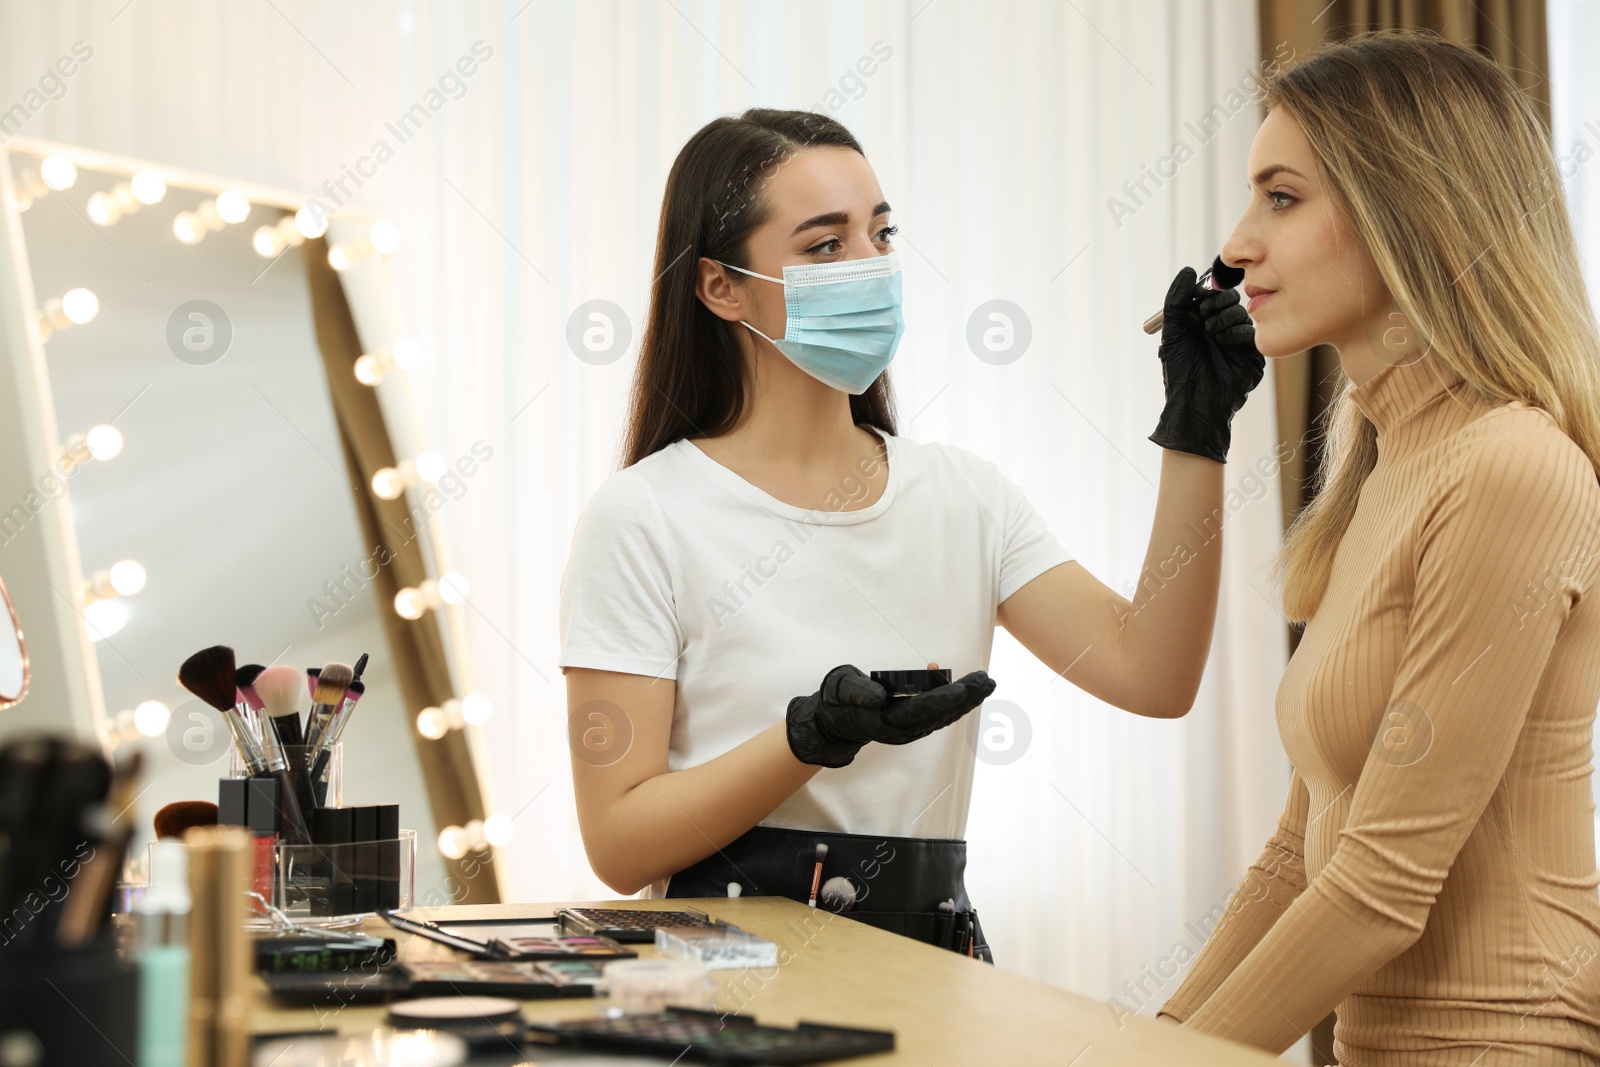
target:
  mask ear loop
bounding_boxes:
[715,260,786,347]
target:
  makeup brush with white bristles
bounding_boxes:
[254,664,307,754]
[255,664,320,819]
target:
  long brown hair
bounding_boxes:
[620,109,899,468]
[1266,30,1600,622]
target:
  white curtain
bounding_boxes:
[0,0,1294,1027]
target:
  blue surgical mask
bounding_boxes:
[717,251,904,395]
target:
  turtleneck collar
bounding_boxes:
[1348,355,1468,437]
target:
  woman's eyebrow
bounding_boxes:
[789,201,893,237]
[1249,163,1308,188]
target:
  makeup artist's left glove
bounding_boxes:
[786,665,997,768]
[1148,266,1266,464]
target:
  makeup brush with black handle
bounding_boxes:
[1142,255,1245,334]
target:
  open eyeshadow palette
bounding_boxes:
[556,905,729,943]
[383,911,637,960]
[524,1008,896,1065]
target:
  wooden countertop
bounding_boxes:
[251,897,1283,1065]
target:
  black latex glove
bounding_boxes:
[786,664,998,768]
[1148,266,1266,464]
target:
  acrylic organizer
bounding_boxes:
[273,827,416,922]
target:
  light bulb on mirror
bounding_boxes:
[133,699,170,737]
[415,706,449,739]
[327,245,352,271]
[370,467,404,500]
[85,423,123,461]
[215,189,250,224]
[61,288,99,325]
[294,204,329,239]
[437,825,468,860]
[393,587,427,621]
[353,354,383,385]
[108,559,147,596]
[87,192,120,227]
[83,598,128,641]
[252,225,283,258]
[130,170,166,204]
[40,154,77,191]
[172,212,203,245]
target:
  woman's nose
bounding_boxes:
[1220,223,1255,274]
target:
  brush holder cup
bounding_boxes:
[275,827,416,920]
[227,741,343,808]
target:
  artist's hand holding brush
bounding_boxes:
[1147,265,1266,465]
[786,664,996,768]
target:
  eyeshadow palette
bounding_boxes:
[524,1008,896,1065]
[383,910,636,960]
[556,906,728,943]
[532,959,608,987]
[493,932,636,960]
[396,959,596,998]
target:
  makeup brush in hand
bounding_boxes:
[303,661,353,756]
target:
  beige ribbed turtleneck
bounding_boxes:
[1159,354,1600,1065]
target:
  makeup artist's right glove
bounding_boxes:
[786,664,997,768]
[1148,265,1266,464]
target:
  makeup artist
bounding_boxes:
[558,108,1265,962]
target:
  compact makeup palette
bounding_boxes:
[870,668,952,697]
[383,911,636,960]
[387,994,525,1049]
[396,959,599,997]
[556,906,727,943]
[524,1008,896,1065]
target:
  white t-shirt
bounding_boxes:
[557,426,1074,890]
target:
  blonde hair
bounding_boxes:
[1266,30,1600,623]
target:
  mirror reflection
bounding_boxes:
[0,573,25,709]
[11,150,443,889]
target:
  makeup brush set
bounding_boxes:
[179,645,406,916]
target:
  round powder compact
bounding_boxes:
[386,996,524,1048]
[251,1030,467,1066]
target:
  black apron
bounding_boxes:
[664,825,993,964]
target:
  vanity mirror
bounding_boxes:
[0,572,26,711]
[0,140,500,902]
